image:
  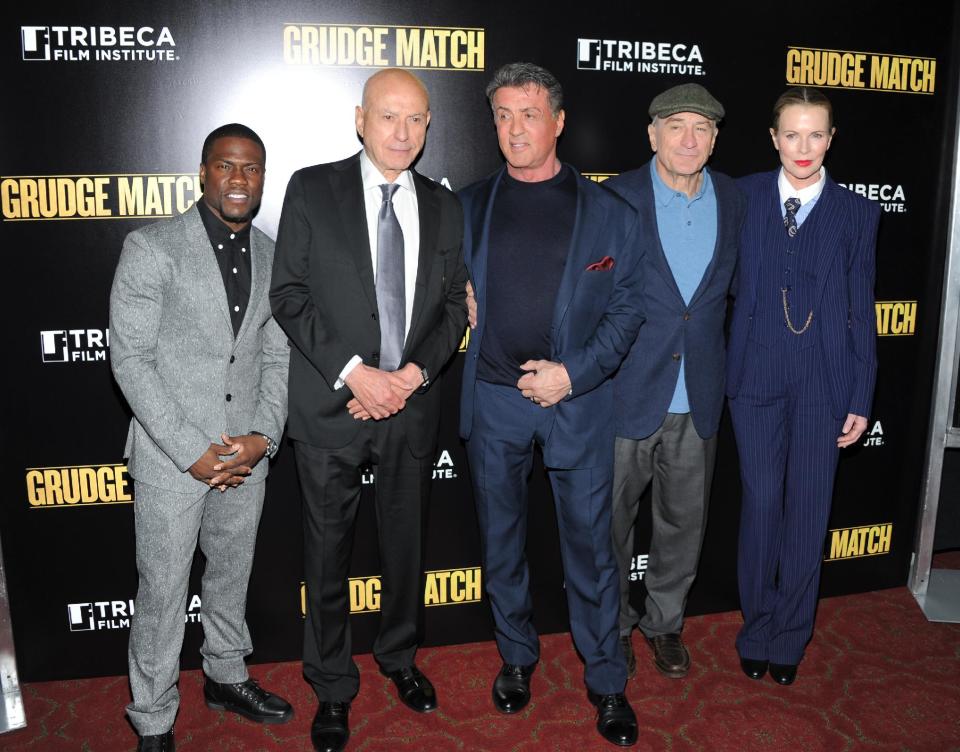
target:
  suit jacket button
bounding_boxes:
[229,355,235,364]
[683,312,691,320]
[226,394,232,402]
[672,353,681,361]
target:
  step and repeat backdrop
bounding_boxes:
[1,1,957,681]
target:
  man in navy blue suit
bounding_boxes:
[604,84,745,680]
[459,62,644,747]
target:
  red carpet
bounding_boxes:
[3,572,959,751]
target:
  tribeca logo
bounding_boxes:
[360,449,459,485]
[67,595,202,631]
[67,600,135,631]
[40,328,109,363]
[21,25,177,62]
[863,420,885,447]
[577,39,705,75]
[21,26,50,60]
[838,183,906,213]
[627,553,649,583]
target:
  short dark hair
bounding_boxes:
[200,123,266,165]
[772,87,834,131]
[485,62,563,116]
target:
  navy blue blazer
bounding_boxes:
[458,165,645,469]
[726,170,880,418]
[605,163,745,440]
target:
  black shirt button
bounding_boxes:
[226,394,232,402]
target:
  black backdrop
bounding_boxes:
[2,1,957,682]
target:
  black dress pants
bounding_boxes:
[295,416,432,701]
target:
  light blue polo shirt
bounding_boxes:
[651,159,717,414]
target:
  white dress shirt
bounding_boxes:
[778,166,826,228]
[336,150,420,387]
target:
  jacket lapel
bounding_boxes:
[551,171,605,335]
[182,205,233,336]
[406,172,440,343]
[637,165,685,304]
[688,168,725,307]
[333,154,377,313]
[469,168,504,338]
[809,177,843,298]
[751,171,781,305]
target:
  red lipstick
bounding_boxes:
[795,160,813,167]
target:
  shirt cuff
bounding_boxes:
[335,355,363,389]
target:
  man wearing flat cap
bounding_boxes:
[603,83,745,679]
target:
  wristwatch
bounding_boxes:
[412,362,430,392]
[251,431,278,457]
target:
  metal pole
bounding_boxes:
[909,48,960,622]
[0,533,26,733]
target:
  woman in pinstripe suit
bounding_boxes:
[725,87,881,685]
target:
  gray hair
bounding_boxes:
[485,62,563,116]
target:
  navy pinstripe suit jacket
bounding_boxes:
[726,170,881,418]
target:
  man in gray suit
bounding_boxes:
[110,123,292,752]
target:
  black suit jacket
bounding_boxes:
[270,152,468,457]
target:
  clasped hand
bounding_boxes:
[346,362,423,421]
[517,359,571,407]
[187,433,269,492]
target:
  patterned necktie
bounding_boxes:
[784,197,801,237]
[376,183,405,372]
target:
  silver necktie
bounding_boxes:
[376,183,405,371]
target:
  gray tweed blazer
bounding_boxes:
[109,204,288,493]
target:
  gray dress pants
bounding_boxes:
[611,413,716,637]
[126,479,264,735]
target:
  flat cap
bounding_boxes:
[649,83,724,121]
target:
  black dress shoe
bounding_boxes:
[492,663,536,714]
[769,663,798,685]
[619,635,637,679]
[311,702,350,752]
[587,690,639,747]
[136,730,174,752]
[739,657,768,680]
[382,665,437,713]
[647,633,690,678]
[203,677,294,724]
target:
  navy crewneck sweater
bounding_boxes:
[477,165,577,386]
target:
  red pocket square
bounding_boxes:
[586,256,614,271]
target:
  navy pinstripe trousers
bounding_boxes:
[729,342,842,665]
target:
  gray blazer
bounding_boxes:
[110,204,289,494]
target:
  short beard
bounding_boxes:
[214,197,260,225]
[219,207,254,224]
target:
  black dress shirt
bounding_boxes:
[197,199,252,337]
